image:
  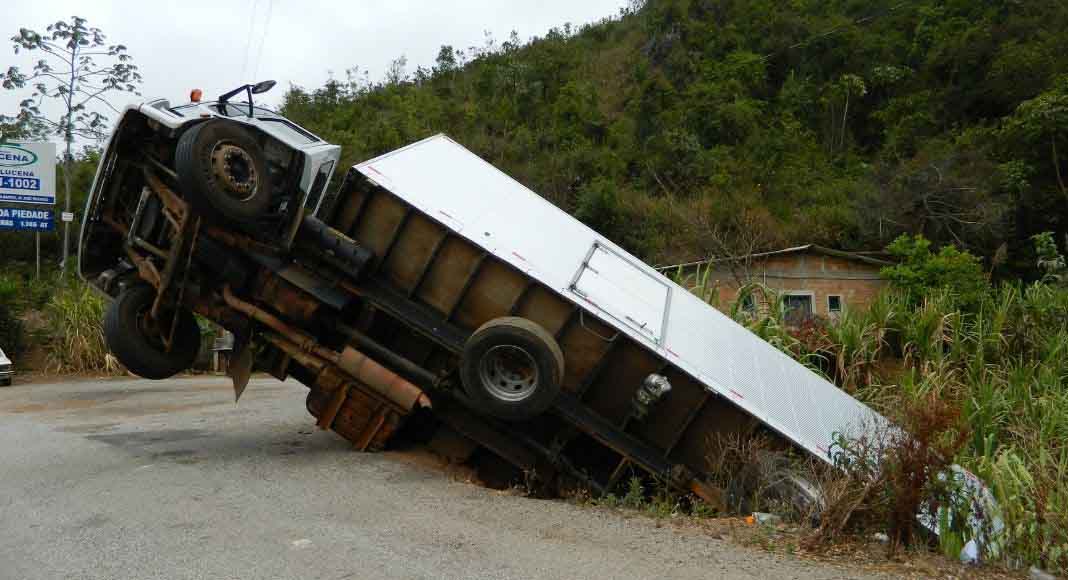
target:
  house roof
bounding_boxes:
[655,244,895,271]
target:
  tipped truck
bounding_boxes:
[80,82,888,507]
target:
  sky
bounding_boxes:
[1,0,629,146]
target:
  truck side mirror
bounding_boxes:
[251,80,277,94]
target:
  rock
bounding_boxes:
[1029,566,1057,580]
[872,532,889,544]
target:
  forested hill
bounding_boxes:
[280,0,1068,275]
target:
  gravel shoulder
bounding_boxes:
[0,377,941,579]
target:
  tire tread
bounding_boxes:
[103,285,200,380]
[461,317,565,421]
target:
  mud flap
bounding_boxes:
[229,343,253,402]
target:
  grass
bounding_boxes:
[0,274,25,353]
[42,279,117,374]
[666,262,1068,571]
[1,269,121,375]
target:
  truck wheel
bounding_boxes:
[175,120,273,224]
[460,317,564,421]
[104,285,201,380]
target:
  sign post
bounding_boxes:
[0,142,57,278]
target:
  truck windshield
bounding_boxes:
[215,103,320,143]
[169,102,279,118]
[169,101,321,144]
[214,102,283,119]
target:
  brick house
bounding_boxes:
[663,245,893,320]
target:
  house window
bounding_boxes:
[828,295,843,314]
[782,293,813,323]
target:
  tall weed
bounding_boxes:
[43,282,117,374]
[0,274,24,353]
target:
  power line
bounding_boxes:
[240,0,259,81]
[251,0,275,81]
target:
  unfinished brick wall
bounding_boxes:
[702,251,887,316]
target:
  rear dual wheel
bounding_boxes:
[103,285,201,380]
[460,317,564,421]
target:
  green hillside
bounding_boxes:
[281,0,1068,274]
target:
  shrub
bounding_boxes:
[697,278,1067,572]
[1033,231,1066,285]
[43,282,115,374]
[814,381,970,550]
[882,381,971,548]
[573,177,620,234]
[0,275,24,353]
[881,234,989,310]
[0,299,23,354]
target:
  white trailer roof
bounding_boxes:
[354,134,884,462]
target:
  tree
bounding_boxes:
[1002,76,1068,200]
[0,16,141,270]
[0,115,46,142]
[279,0,1068,270]
[881,234,989,310]
[822,73,867,155]
[385,55,408,85]
[689,204,784,287]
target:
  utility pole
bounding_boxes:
[60,136,71,270]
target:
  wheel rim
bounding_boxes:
[478,344,539,402]
[210,142,258,202]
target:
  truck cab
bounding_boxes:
[79,82,347,377]
[80,81,339,287]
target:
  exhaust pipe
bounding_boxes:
[222,286,431,411]
[297,215,374,277]
[335,347,430,411]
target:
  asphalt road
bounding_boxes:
[0,376,889,580]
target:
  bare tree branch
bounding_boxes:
[74,87,121,114]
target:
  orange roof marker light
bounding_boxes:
[189,89,203,103]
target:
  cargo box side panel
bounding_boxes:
[662,289,881,457]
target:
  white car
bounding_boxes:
[0,347,12,386]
